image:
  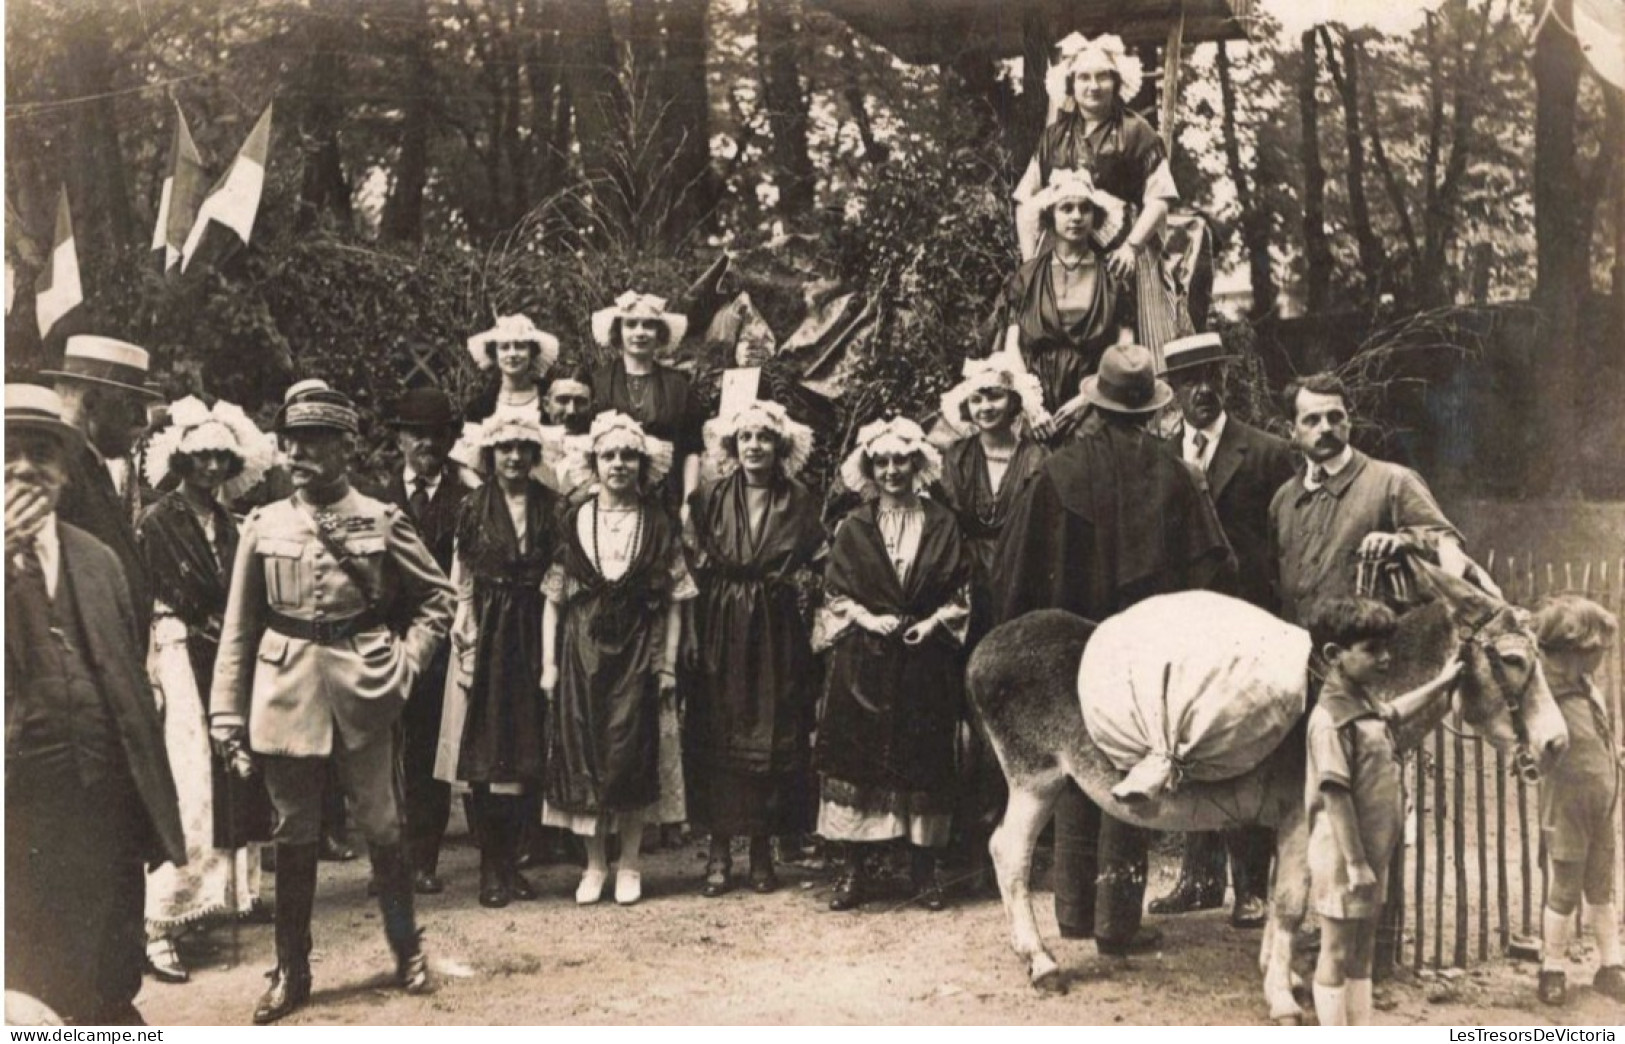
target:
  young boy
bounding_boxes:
[1533,593,1624,1005]
[1305,597,1462,1026]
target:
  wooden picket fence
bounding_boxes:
[1381,554,1625,973]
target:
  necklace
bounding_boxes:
[591,499,643,576]
[1052,250,1094,272]
[499,387,538,407]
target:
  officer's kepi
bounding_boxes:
[274,379,360,435]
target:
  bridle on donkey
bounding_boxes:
[1454,606,1542,783]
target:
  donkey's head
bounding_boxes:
[1411,558,1569,777]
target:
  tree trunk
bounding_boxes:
[1326,30,1383,304]
[1216,41,1276,319]
[560,0,629,236]
[1531,0,1585,496]
[1298,29,1333,314]
[656,0,715,245]
[64,8,135,252]
[759,0,815,220]
[1014,9,1051,173]
[524,0,569,202]
[297,0,354,232]
[382,0,432,245]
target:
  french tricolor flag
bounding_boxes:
[181,102,272,273]
[152,103,207,272]
[34,186,82,338]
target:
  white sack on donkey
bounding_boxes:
[1079,591,1310,801]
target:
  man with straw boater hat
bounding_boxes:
[1147,332,1297,931]
[208,380,454,1023]
[5,384,186,1025]
[991,343,1235,957]
[42,335,164,642]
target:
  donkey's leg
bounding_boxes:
[990,768,1067,991]
[1262,800,1310,1024]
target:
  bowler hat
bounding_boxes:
[40,335,162,400]
[388,388,459,431]
[1079,344,1174,415]
[5,384,82,448]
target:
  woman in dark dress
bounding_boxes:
[685,401,824,897]
[540,412,697,907]
[995,168,1136,441]
[815,417,970,913]
[448,411,560,908]
[138,397,275,982]
[589,291,702,510]
[1012,32,1183,355]
[461,313,562,424]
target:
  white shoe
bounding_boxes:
[576,868,607,905]
[615,869,642,906]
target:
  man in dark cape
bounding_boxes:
[991,344,1234,955]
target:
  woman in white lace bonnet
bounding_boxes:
[539,412,698,907]
[137,397,275,983]
[814,417,972,914]
[685,400,824,898]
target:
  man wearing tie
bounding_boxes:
[1149,334,1297,930]
[43,336,163,644]
[377,388,479,893]
[5,385,185,1024]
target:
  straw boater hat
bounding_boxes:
[4,384,82,448]
[143,396,276,501]
[701,399,815,480]
[1031,168,1128,251]
[1160,333,1237,376]
[1045,31,1145,117]
[590,291,689,349]
[939,351,1051,439]
[561,410,674,492]
[272,379,360,434]
[1079,344,1174,415]
[40,335,162,400]
[838,416,943,498]
[466,314,561,374]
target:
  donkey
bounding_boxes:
[966,557,1570,1023]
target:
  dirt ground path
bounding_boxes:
[138,838,1623,1026]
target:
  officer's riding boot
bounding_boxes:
[371,843,433,994]
[254,843,317,1024]
[1148,830,1227,915]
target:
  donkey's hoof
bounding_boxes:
[1031,955,1065,994]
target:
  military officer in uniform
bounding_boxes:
[208,380,454,1024]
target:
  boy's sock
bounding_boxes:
[1312,982,1347,1027]
[1543,905,1574,971]
[1593,903,1622,967]
[1345,979,1373,1026]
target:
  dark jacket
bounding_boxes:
[1187,417,1298,612]
[5,523,186,867]
[57,442,150,643]
[377,463,480,574]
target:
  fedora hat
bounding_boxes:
[273,379,360,435]
[40,335,162,400]
[388,387,459,431]
[1079,344,1173,415]
[5,384,82,448]
[1161,333,1236,376]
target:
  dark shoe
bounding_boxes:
[478,857,510,909]
[253,965,312,1024]
[319,834,358,862]
[1096,926,1164,957]
[910,847,948,911]
[241,898,276,925]
[914,876,948,912]
[397,947,434,995]
[414,870,444,895]
[1230,894,1268,929]
[750,869,780,895]
[1147,880,1222,915]
[1058,924,1094,940]
[507,869,538,901]
[1538,968,1567,1006]
[829,869,864,911]
[1593,965,1625,1002]
[702,862,734,898]
[145,937,189,984]
[747,836,777,894]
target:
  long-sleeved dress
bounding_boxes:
[685,471,825,836]
[541,498,697,836]
[814,499,970,848]
[139,492,265,928]
[992,250,1135,419]
[937,434,1048,643]
[451,480,559,790]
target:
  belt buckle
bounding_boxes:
[312,618,340,644]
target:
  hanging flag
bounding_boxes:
[35,186,82,338]
[180,102,272,273]
[152,102,207,271]
[1574,0,1624,91]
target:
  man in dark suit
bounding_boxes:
[1150,333,1298,929]
[5,384,186,1025]
[43,336,164,645]
[376,388,479,893]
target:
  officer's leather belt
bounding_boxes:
[266,609,386,645]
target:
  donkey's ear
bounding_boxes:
[1411,555,1500,632]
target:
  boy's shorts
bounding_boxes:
[1308,815,1393,921]
[1543,792,1618,903]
